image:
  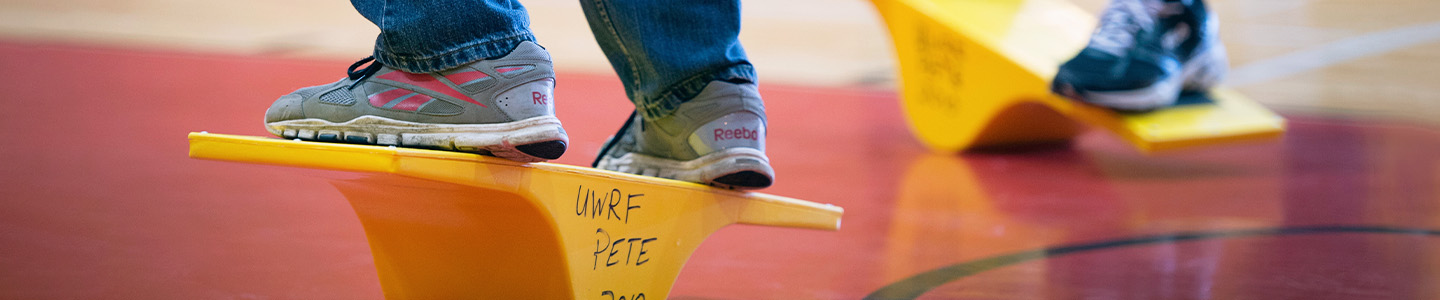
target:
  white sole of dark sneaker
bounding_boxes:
[1072,73,1184,111]
[265,115,567,162]
[596,147,774,190]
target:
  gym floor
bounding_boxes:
[1,0,1437,299]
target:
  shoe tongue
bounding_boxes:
[1091,1,1146,55]
[1092,0,1191,57]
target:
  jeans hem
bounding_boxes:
[638,63,757,120]
[374,31,537,73]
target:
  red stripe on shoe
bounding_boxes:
[443,70,489,85]
[496,67,524,73]
[376,71,487,107]
[368,88,413,108]
[391,94,433,111]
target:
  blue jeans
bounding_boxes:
[351,0,757,120]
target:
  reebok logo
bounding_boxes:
[532,91,550,105]
[714,127,759,141]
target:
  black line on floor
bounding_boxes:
[864,225,1440,300]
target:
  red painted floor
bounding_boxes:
[1,42,1438,299]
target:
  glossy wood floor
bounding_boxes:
[1,0,1439,298]
[3,0,1437,122]
[1,41,1436,299]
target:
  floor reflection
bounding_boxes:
[872,118,1440,299]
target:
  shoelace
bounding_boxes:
[592,111,640,168]
[346,56,384,89]
[1089,0,1161,56]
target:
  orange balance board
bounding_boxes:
[870,0,1286,153]
[186,132,843,299]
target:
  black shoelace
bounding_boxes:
[346,56,383,89]
[592,111,640,168]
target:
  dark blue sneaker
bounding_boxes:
[1175,0,1228,93]
[1053,0,1227,111]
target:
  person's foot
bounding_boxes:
[1052,0,1227,111]
[1176,1,1228,94]
[264,41,568,162]
[593,81,774,190]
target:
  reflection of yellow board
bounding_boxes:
[186,132,842,299]
[870,0,1285,153]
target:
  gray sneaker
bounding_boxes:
[264,41,568,162]
[593,81,774,190]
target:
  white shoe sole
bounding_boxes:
[595,147,775,190]
[265,115,567,162]
[1076,73,1184,111]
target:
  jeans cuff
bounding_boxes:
[638,63,757,120]
[373,30,536,73]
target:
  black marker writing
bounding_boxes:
[601,291,646,300]
[575,185,643,224]
[637,238,657,266]
[591,228,658,270]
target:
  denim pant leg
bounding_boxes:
[579,0,758,120]
[352,0,536,73]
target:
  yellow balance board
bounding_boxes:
[870,0,1285,153]
[187,132,843,299]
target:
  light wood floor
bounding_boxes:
[1,0,1436,123]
